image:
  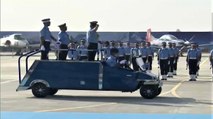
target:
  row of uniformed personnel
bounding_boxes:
[101,41,154,71]
[157,42,179,80]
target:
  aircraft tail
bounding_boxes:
[146,28,153,43]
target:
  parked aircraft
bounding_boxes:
[0,34,29,48]
[145,28,193,47]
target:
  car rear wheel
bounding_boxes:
[140,85,158,99]
[48,88,58,95]
[31,83,49,98]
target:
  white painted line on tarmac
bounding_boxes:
[0,79,17,84]
[200,58,209,66]
[36,102,117,112]
[170,58,209,98]
[171,80,185,98]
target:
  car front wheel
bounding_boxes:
[140,85,158,99]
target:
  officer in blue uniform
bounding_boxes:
[124,42,131,65]
[158,42,170,80]
[140,41,148,70]
[186,43,199,81]
[172,43,179,75]
[58,23,70,60]
[140,41,148,64]
[103,41,111,60]
[68,42,78,60]
[77,40,88,61]
[106,48,119,67]
[146,42,154,72]
[86,21,99,61]
[209,49,213,79]
[117,42,125,62]
[167,42,175,78]
[40,18,57,60]
[131,42,140,71]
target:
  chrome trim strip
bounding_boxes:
[98,63,103,89]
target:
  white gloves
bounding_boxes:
[40,45,45,51]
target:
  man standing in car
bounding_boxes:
[86,21,99,61]
[40,18,57,60]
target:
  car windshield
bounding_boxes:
[14,35,25,40]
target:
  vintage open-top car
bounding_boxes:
[17,50,162,99]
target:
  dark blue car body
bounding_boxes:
[17,60,162,99]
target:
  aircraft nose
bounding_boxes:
[178,42,184,45]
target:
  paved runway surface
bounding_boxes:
[1,53,212,119]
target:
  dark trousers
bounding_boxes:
[41,41,50,60]
[132,57,140,71]
[168,57,174,73]
[142,57,148,70]
[148,56,153,70]
[189,59,198,75]
[59,44,68,60]
[173,57,178,70]
[160,59,168,75]
[125,55,130,62]
[88,43,98,61]
[142,57,147,63]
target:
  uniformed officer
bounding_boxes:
[140,41,148,63]
[158,42,170,80]
[77,39,88,61]
[40,18,57,60]
[196,44,202,76]
[68,42,78,60]
[172,43,179,75]
[146,42,154,72]
[103,41,111,60]
[57,23,70,60]
[167,42,175,78]
[124,42,131,65]
[86,21,99,61]
[110,41,117,49]
[131,42,141,71]
[209,49,213,79]
[140,41,148,70]
[186,43,199,81]
[106,48,119,67]
[117,42,125,62]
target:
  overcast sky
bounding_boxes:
[1,0,212,31]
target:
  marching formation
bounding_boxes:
[39,18,212,81]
